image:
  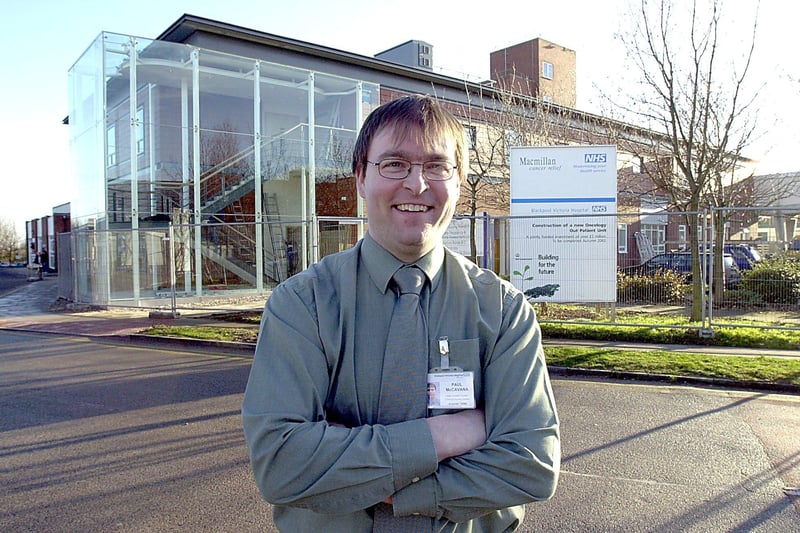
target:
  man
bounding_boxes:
[242,95,560,532]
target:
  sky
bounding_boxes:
[1,0,797,237]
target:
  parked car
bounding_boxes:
[622,251,741,288]
[724,244,761,270]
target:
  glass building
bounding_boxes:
[66,15,658,307]
[68,24,382,306]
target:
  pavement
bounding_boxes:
[0,274,263,339]
[1,273,798,394]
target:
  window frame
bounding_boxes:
[618,223,628,254]
[542,61,554,80]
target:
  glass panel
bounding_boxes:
[104,34,135,226]
[258,63,311,282]
[68,33,106,228]
[260,62,310,214]
[314,73,359,217]
[196,49,256,221]
[132,39,196,222]
[361,83,380,121]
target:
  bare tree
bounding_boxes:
[454,75,605,260]
[456,83,513,262]
[612,0,765,321]
[0,217,22,263]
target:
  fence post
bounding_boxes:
[311,214,319,265]
[481,211,489,269]
[700,209,714,338]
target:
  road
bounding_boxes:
[0,266,28,297]
[0,331,797,532]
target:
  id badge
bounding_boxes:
[427,336,475,409]
[427,370,475,409]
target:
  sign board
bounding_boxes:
[443,217,484,258]
[510,145,617,302]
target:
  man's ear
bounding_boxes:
[355,167,366,198]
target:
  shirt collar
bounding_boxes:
[361,233,445,294]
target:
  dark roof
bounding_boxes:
[156,14,461,88]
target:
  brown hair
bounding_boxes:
[351,95,467,181]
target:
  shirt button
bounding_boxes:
[411,477,420,483]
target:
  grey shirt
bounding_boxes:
[242,235,560,532]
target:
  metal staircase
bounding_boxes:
[153,123,319,287]
[635,232,657,263]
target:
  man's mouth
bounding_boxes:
[395,203,430,212]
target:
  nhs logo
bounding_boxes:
[584,153,607,163]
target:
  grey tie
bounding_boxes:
[373,265,432,532]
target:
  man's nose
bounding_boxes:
[403,164,429,194]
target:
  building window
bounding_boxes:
[106,124,116,166]
[618,223,628,253]
[641,223,666,253]
[678,225,687,250]
[464,125,476,149]
[136,105,145,155]
[627,155,641,174]
[542,61,554,80]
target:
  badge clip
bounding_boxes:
[431,336,461,373]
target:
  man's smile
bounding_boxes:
[394,203,431,212]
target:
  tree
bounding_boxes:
[611,0,765,321]
[0,217,22,263]
[454,74,606,261]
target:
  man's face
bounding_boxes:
[356,126,461,263]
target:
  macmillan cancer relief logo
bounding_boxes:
[519,155,559,172]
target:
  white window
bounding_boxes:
[678,225,687,250]
[542,61,554,80]
[618,223,628,253]
[106,124,116,166]
[136,106,145,155]
[463,125,476,149]
[641,223,666,253]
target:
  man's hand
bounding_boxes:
[426,409,486,462]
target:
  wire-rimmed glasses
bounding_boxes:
[367,158,458,181]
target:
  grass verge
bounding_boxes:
[141,318,800,388]
[545,346,800,386]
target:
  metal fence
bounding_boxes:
[61,207,800,333]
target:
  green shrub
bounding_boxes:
[740,257,800,304]
[617,270,686,303]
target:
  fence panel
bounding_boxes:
[708,206,800,331]
[63,207,800,333]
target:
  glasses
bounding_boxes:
[367,158,458,181]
